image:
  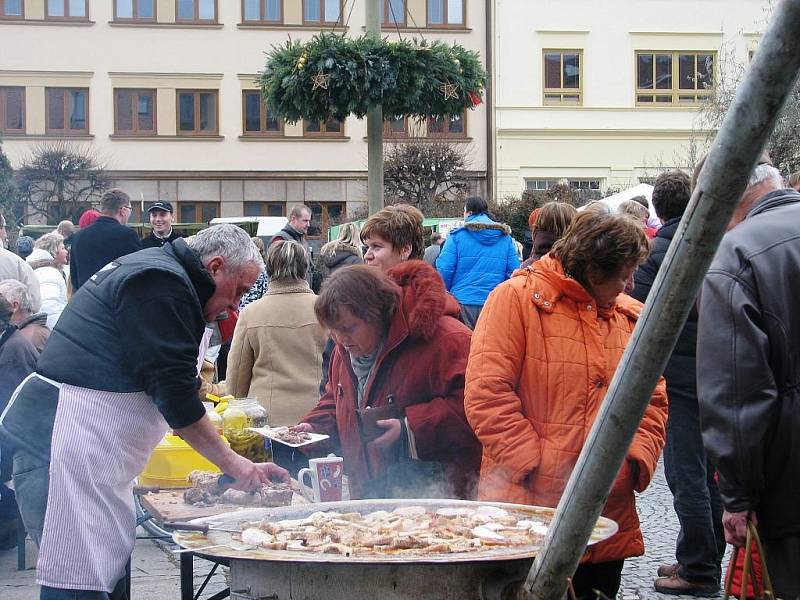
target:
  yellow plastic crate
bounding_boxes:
[138,435,226,488]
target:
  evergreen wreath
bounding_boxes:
[258,33,487,123]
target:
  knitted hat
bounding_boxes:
[15,236,35,259]
[78,209,101,228]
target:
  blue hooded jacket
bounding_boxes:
[436,213,520,305]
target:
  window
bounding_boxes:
[45,0,87,19]
[304,118,343,137]
[306,202,344,239]
[570,179,600,191]
[242,91,283,136]
[0,87,25,134]
[179,202,219,223]
[177,90,218,136]
[379,0,405,25]
[384,116,408,138]
[176,0,216,22]
[114,0,154,20]
[637,177,657,185]
[114,89,156,136]
[244,202,285,217]
[427,112,465,138]
[427,0,463,27]
[636,51,714,106]
[46,88,88,134]
[0,0,24,18]
[543,50,581,105]
[525,178,601,191]
[242,0,281,22]
[302,0,340,23]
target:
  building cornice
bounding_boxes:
[498,128,706,139]
[108,72,224,80]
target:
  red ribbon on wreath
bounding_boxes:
[468,90,483,107]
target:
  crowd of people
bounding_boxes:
[0,159,798,600]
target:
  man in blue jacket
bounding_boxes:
[436,196,519,328]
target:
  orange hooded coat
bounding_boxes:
[464,256,668,563]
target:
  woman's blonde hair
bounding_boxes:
[320,222,363,258]
[617,199,649,222]
[266,240,308,281]
[34,232,64,262]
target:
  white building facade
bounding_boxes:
[492,0,769,199]
[0,0,489,236]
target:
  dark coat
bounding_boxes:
[141,229,183,249]
[631,218,698,395]
[302,260,481,500]
[698,189,800,540]
[69,216,141,290]
[321,246,362,279]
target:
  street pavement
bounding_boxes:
[1,459,729,599]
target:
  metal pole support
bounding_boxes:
[366,0,384,216]
[518,1,800,598]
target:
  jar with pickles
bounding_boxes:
[222,397,272,462]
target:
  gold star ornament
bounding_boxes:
[311,72,331,91]
[440,82,459,100]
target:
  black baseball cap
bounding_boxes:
[147,201,173,214]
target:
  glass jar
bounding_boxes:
[222,398,271,462]
[203,401,224,436]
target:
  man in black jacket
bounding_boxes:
[632,171,725,596]
[69,189,141,291]
[271,204,313,288]
[141,201,182,248]
[697,163,800,600]
[0,224,287,599]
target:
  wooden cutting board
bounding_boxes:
[139,490,309,524]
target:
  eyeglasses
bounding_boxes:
[122,205,132,211]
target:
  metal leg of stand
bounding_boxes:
[181,552,194,600]
[16,508,26,571]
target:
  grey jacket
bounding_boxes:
[697,188,800,540]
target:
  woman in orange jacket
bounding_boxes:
[465,211,668,600]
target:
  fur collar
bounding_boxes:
[463,220,512,235]
[387,260,459,341]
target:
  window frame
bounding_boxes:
[113,88,157,136]
[635,50,715,107]
[0,0,24,19]
[241,90,284,136]
[303,118,344,137]
[175,0,218,23]
[241,0,283,23]
[45,87,89,135]
[243,201,286,217]
[426,111,467,139]
[0,86,26,134]
[381,0,406,26]
[44,0,89,20]
[384,116,409,138]
[306,201,345,240]
[176,89,220,137]
[179,201,220,223]
[113,0,156,22]
[301,0,342,25]
[425,0,465,28]
[525,178,602,191]
[542,49,583,106]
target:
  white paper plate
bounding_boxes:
[249,427,330,448]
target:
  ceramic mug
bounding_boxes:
[298,455,344,502]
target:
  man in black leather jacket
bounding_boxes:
[698,163,800,600]
[633,171,725,596]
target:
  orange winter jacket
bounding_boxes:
[464,256,668,563]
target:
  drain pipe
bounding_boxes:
[501,1,800,598]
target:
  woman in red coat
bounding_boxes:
[297,262,481,499]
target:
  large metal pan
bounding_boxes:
[172,498,618,564]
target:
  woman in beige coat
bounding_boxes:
[227,241,327,431]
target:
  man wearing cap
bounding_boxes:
[141,201,182,249]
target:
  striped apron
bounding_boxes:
[36,328,213,592]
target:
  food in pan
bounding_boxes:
[183,470,293,507]
[234,505,549,556]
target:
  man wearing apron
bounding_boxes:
[0,224,289,599]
